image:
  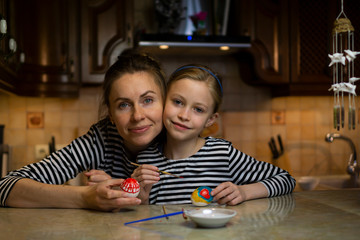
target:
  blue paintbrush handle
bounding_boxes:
[124,211,184,225]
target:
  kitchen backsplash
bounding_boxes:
[0,55,359,178]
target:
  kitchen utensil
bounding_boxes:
[298,176,320,191]
[269,135,292,174]
[277,134,284,154]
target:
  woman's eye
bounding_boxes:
[118,102,130,109]
[144,98,153,104]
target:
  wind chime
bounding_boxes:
[328,0,359,130]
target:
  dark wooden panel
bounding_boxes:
[81,0,133,84]
[10,0,80,97]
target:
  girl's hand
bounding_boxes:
[83,178,141,212]
[131,164,160,204]
[84,170,112,186]
[211,182,247,205]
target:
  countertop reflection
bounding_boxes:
[0,190,359,240]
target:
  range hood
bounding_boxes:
[136,33,251,56]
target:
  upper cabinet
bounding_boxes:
[3,0,358,96]
[0,0,18,94]
[11,0,81,97]
[230,0,290,85]
[236,0,360,96]
[80,0,133,84]
[0,0,134,96]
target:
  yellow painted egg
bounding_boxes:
[191,186,213,206]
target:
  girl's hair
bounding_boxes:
[168,64,223,113]
[98,50,166,120]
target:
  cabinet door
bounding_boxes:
[0,0,17,94]
[231,0,290,84]
[287,0,360,95]
[81,0,133,84]
[289,0,334,95]
[12,0,80,97]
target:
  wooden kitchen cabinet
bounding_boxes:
[10,0,81,98]
[0,0,17,94]
[233,0,360,96]
[229,0,290,86]
[80,0,133,84]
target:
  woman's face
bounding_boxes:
[108,71,164,153]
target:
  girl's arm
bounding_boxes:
[130,164,160,204]
[211,181,268,205]
[212,142,296,205]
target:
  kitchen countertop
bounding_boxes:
[0,190,359,239]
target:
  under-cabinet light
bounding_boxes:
[220,46,230,51]
[159,45,169,50]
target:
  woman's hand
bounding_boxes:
[84,170,112,185]
[83,178,141,212]
[131,164,160,204]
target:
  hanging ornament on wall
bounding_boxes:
[328,0,358,130]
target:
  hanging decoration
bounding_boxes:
[328,0,358,130]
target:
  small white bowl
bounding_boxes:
[298,176,320,191]
[185,208,237,228]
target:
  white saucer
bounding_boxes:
[185,208,237,228]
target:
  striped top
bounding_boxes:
[0,118,138,207]
[137,137,296,205]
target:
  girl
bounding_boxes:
[132,64,296,205]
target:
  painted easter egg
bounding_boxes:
[120,178,140,197]
[191,186,213,206]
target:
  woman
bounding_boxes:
[0,53,166,212]
[132,64,296,205]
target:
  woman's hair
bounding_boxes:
[98,50,166,120]
[168,64,223,113]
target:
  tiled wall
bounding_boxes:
[0,55,359,178]
[0,88,101,170]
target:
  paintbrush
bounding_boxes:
[130,162,183,178]
[162,205,169,220]
[124,211,184,225]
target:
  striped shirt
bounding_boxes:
[137,137,296,205]
[0,118,138,206]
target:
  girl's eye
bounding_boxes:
[173,99,183,106]
[194,107,204,113]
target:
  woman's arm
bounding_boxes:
[82,165,160,205]
[6,178,141,211]
[84,170,112,185]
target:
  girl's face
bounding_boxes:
[108,72,164,153]
[163,78,218,142]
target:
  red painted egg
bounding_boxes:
[120,178,140,197]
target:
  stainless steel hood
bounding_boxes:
[136,34,251,56]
